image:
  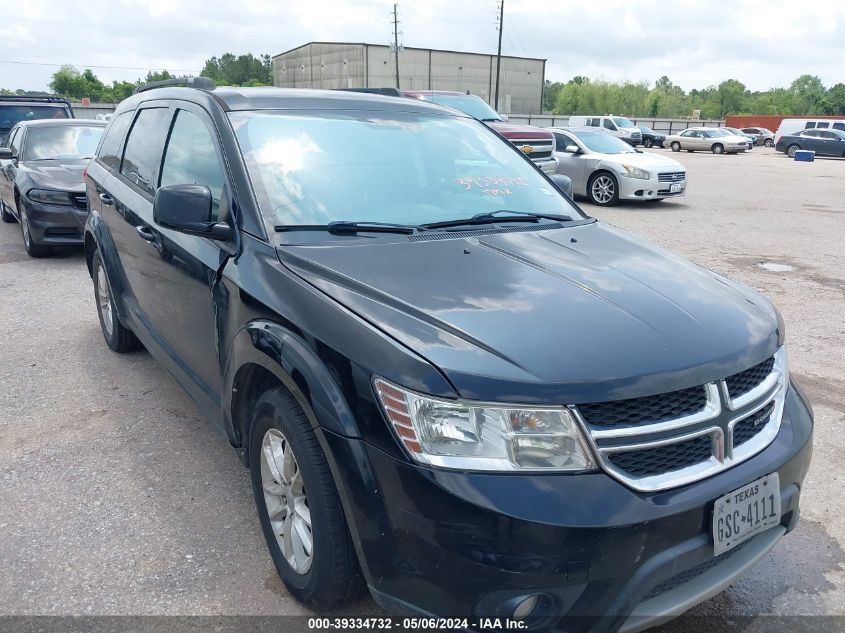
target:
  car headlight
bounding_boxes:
[27,188,73,206]
[374,378,596,472]
[621,165,651,179]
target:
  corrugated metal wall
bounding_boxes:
[506,114,725,134]
[272,43,544,113]
[725,114,845,131]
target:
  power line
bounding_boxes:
[0,59,200,73]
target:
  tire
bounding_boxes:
[587,172,619,207]
[643,138,653,148]
[712,144,724,155]
[764,138,774,148]
[19,203,50,257]
[0,198,15,223]
[670,142,681,152]
[92,249,141,353]
[786,144,799,158]
[249,387,363,610]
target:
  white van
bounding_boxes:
[774,118,845,143]
[567,114,642,145]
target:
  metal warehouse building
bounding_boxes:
[272,42,546,114]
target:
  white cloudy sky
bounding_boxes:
[2,0,844,93]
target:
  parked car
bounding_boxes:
[740,127,775,147]
[666,127,750,154]
[402,91,558,175]
[774,118,845,144]
[550,127,686,205]
[0,95,74,145]
[84,79,812,631]
[723,127,757,149]
[567,115,643,145]
[0,119,105,256]
[775,128,845,158]
[636,125,665,148]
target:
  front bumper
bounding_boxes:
[23,199,86,245]
[617,173,687,201]
[534,157,559,175]
[323,381,812,632]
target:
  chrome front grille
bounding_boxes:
[509,138,554,161]
[573,348,787,492]
[657,171,686,183]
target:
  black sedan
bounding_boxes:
[636,125,666,148]
[0,119,104,256]
[775,128,845,158]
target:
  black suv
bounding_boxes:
[0,95,74,145]
[84,79,813,632]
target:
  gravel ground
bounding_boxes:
[0,146,843,627]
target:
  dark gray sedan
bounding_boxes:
[775,128,845,158]
[0,119,104,256]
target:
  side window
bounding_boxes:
[805,122,816,129]
[554,133,576,152]
[817,122,830,129]
[821,131,837,139]
[159,109,226,221]
[97,111,132,170]
[590,118,601,127]
[603,119,616,130]
[120,107,171,194]
[833,122,845,131]
[7,128,20,154]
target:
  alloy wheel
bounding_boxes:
[591,175,616,205]
[96,264,114,336]
[260,428,313,575]
[20,207,31,248]
[787,145,798,158]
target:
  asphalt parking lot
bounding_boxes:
[0,146,843,626]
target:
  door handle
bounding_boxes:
[99,193,114,206]
[135,225,156,241]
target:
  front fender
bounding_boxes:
[85,209,131,321]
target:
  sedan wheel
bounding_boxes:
[764,138,774,147]
[20,205,49,257]
[712,144,724,155]
[787,144,799,158]
[588,173,619,206]
[643,138,653,148]
[670,142,681,152]
[260,428,313,575]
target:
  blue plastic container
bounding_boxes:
[794,150,815,162]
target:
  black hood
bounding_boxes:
[277,222,780,403]
[20,159,88,192]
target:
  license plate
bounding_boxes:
[712,473,780,556]
[670,182,683,193]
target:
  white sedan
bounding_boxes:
[666,127,749,154]
[549,127,687,206]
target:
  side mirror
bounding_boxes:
[499,114,509,122]
[153,184,233,241]
[0,147,12,160]
[565,144,580,154]
[550,174,573,198]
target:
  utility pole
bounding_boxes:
[392,4,401,89]
[494,0,504,111]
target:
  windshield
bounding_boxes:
[571,130,636,154]
[612,117,635,128]
[230,110,580,229]
[0,105,70,133]
[703,129,726,138]
[22,125,104,161]
[418,94,503,122]
[638,126,654,134]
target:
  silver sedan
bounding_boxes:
[666,127,749,154]
[549,126,687,206]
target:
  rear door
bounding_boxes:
[0,126,20,209]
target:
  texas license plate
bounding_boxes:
[712,473,780,556]
[670,182,683,193]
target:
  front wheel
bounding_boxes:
[20,205,50,257]
[712,143,724,155]
[0,198,15,223]
[587,172,619,207]
[249,387,363,610]
[764,138,774,147]
[92,250,141,352]
[643,138,653,148]
[786,144,799,158]
[670,141,681,152]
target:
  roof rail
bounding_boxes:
[135,76,216,95]
[335,87,403,97]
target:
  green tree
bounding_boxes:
[827,83,845,115]
[201,53,271,86]
[790,74,829,113]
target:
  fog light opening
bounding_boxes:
[513,594,539,621]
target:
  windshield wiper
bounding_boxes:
[419,209,572,231]
[274,220,415,235]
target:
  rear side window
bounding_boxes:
[603,119,615,130]
[159,110,226,221]
[805,122,815,129]
[120,107,171,195]
[816,122,830,129]
[7,128,20,155]
[97,111,132,170]
[834,123,845,131]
